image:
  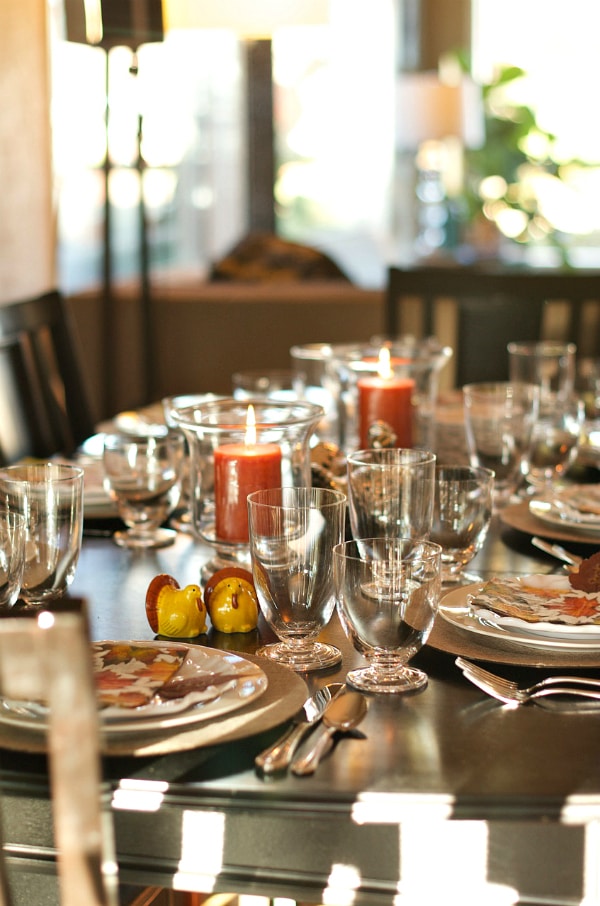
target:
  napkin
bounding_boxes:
[468,574,600,632]
[93,642,190,708]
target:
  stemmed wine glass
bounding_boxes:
[247,486,346,672]
[429,465,494,584]
[346,448,436,543]
[103,432,185,549]
[524,394,584,492]
[333,537,442,693]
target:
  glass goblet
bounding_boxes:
[103,432,185,549]
[247,486,346,672]
[463,381,540,505]
[429,465,494,585]
[0,463,84,608]
[333,538,442,694]
[524,394,584,492]
[346,448,436,544]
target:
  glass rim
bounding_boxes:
[346,448,436,466]
[247,486,347,508]
[507,341,577,356]
[462,380,541,397]
[435,464,495,481]
[0,463,84,483]
[102,431,183,448]
[333,538,442,561]
[171,398,325,430]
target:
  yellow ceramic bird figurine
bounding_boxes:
[203,567,259,633]
[145,574,207,638]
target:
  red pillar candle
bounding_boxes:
[357,348,415,448]
[214,409,282,543]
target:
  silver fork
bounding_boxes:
[455,657,600,705]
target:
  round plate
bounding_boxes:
[0,642,267,736]
[529,499,600,536]
[500,500,600,545]
[439,583,600,650]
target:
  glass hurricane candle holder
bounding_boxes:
[171,398,324,574]
[327,338,452,453]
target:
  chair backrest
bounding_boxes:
[385,265,600,388]
[0,291,96,464]
[0,601,118,906]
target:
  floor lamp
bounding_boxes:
[65,0,164,412]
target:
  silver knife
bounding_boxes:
[291,688,368,776]
[255,682,344,775]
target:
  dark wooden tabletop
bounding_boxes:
[1,505,600,905]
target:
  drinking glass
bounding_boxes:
[524,393,584,491]
[103,433,185,549]
[333,537,442,693]
[247,486,346,672]
[346,448,436,544]
[463,382,540,505]
[507,341,576,402]
[231,369,298,401]
[0,511,26,608]
[429,465,494,584]
[0,463,84,607]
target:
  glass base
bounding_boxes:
[346,664,428,694]
[256,640,342,673]
[112,527,177,549]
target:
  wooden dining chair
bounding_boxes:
[0,290,97,464]
[0,600,118,906]
[385,264,600,388]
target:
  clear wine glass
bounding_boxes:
[247,486,346,672]
[524,393,584,492]
[333,537,442,693]
[103,432,185,549]
[0,463,84,607]
[429,465,494,584]
[463,381,540,505]
[346,448,436,544]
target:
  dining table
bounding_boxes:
[2,417,600,906]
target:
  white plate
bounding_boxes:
[0,642,268,736]
[439,583,600,650]
[529,499,600,535]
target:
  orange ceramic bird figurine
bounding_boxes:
[203,567,259,633]
[146,574,207,638]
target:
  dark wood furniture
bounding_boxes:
[385,264,600,386]
[0,290,96,463]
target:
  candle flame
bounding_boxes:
[245,404,257,445]
[377,347,393,380]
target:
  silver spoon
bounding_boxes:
[255,682,344,775]
[291,689,368,776]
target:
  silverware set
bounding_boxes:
[456,657,600,706]
[255,683,368,777]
